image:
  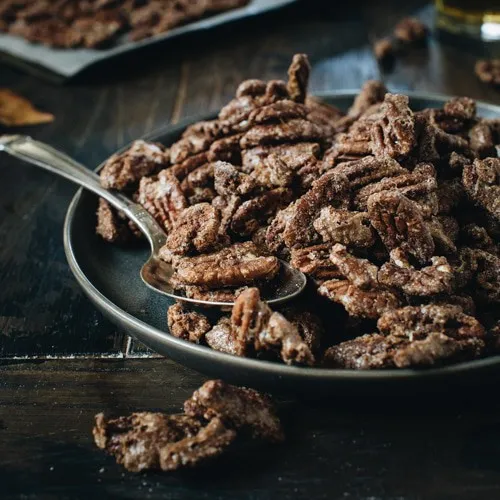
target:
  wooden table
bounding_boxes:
[2,1,500,498]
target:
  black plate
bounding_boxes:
[63,92,500,395]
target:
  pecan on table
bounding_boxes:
[184,379,284,442]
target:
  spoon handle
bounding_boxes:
[0,135,167,252]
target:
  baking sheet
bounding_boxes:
[0,0,298,81]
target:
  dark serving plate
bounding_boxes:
[63,92,500,395]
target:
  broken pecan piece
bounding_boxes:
[184,379,284,442]
[167,303,211,343]
[93,412,233,472]
[290,244,343,281]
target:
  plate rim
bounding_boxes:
[63,90,500,381]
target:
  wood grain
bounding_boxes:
[2,0,500,496]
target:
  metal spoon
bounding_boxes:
[0,135,307,307]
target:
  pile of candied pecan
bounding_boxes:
[96,53,500,369]
[93,379,283,472]
[0,0,249,48]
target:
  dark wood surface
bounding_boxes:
[1,1,500,498]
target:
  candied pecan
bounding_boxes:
[331,119,374,160]
[167,303,211,343]
[257,311,315,366]
[286,53,310,103]
[329,244,378,290]
[184,379,284,442]
[100,140,169,191]
[213,161,256,197]
[463,158,500,221]
[394,17,428,44]
[230,287,272,355]
[347,80,387,119]
[377,304,485,340]
[370,93,416,160]
[96,198,134,243]
[367,191,435,264]
[208,133,243,164]
[378,250,454,297]
[250,154,295,188]
[169,152,210,180]
[444,97,476,122]
[170,121,219,164]
[159,417,236,472]
[472,249,500,304]
[93,412,233,472]
[248,100,307,125]
[180,162,214,194]
[164,203,224,256]
[318,279,401,319]
[137,169,188,231]
[241,142,321,174]
[205,317,239,355]
[469,120,496,158]
[290,244,343,281]
[428,293,476,316]
[325,331,483,369]
[313,207,376,248]
[436,178,464,214]
[354,163,437,214]
[281,308,324,354]
[334,155,407,190]
[475,59,500,86]
[174,243,279,288]
[282,170,350,248]
[240,119,325,149]
[231,188,293,237]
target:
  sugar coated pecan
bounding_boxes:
[370,93,416,160]
[290,244,343,281]
[167,303,211,343]
[313,207,376,248]
[93,412,233,472]
[164,203,225,256]
[137,169,188,231]
[184,379,284,442]
[377,304,485,340]
[368,191,435,264]
[286,53,310,103]
[100,140,169,191]
[174,243,280,288]
[463,158,500,221]
[318,279,401,319]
